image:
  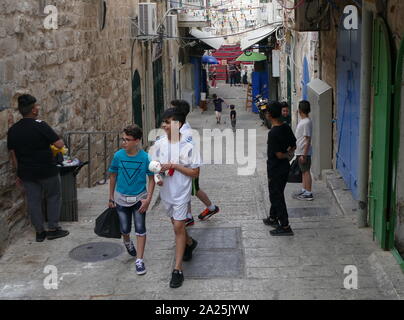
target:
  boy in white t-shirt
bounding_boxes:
[171,100,220,227]
[149,108,201,289]
[294,100,313,201]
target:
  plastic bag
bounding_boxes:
[288,158,302,183]
[94,207,122,239]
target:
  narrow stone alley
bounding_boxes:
[0,83,403,300]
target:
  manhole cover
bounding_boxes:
[69,242,124,262]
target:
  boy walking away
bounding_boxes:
[230,105,237,132]
[7,94,69,242]
[108,125,156,275]
[262,101,296,236]
[170,100,220,226]
[212,94,227,124]
[150,108,201,288]
[294,100,313,201]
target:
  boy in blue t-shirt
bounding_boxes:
[108,125,156,275]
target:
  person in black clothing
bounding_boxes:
[7,94,69,242]
[229,64,236,86]
[230,105,236,132]
[212,93,228,124]
[262,101,296,236]
[235,66,241,86]
[242,66,248,87]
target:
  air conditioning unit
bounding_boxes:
[138,3,157,38]
[307,79,333,180]
[170,0,181,9]
[166,14,178,39]
[292,0,330,31]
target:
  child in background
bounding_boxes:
[230,105,237,132]
[108,125,156,275]
[212,94,227,124]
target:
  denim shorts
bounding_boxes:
[116,203,146,236]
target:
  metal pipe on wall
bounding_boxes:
[357,7,374,228]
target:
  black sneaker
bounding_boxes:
[169,269,184,288]
[36,231,47,242]
[270,225,294,236]
[46,229,69,240]
[185,217,195,227]
[263,217,279,228]
[183,238,198,262]
[297,193,314,201]
[124,241,137,257]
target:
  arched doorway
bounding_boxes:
[153,57,164,128]
[132,70,142,129]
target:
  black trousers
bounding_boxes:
[268,171,289,227]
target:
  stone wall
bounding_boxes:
[0,0,138,255]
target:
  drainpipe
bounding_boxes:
[357,7,373,228]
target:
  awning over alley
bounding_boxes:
[189,28,225,50]
[240,24,281,51]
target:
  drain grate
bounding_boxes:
[179,227,244,279]
[69,242,124,262]
[288,207,331,218]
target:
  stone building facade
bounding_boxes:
[0,0,181,255]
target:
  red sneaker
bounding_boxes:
[198,206,220,221]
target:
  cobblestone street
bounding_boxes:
[1,83,403,300]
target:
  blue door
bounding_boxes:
[336,14,361,200]
[302,57,310,100]
[251,71,269,113]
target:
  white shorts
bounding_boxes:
[215,111,222,118]
[162,200,188,221]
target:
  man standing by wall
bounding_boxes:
[294,100,313,201]
[7,94,69,242]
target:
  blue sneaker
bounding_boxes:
[136,260,146,275]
